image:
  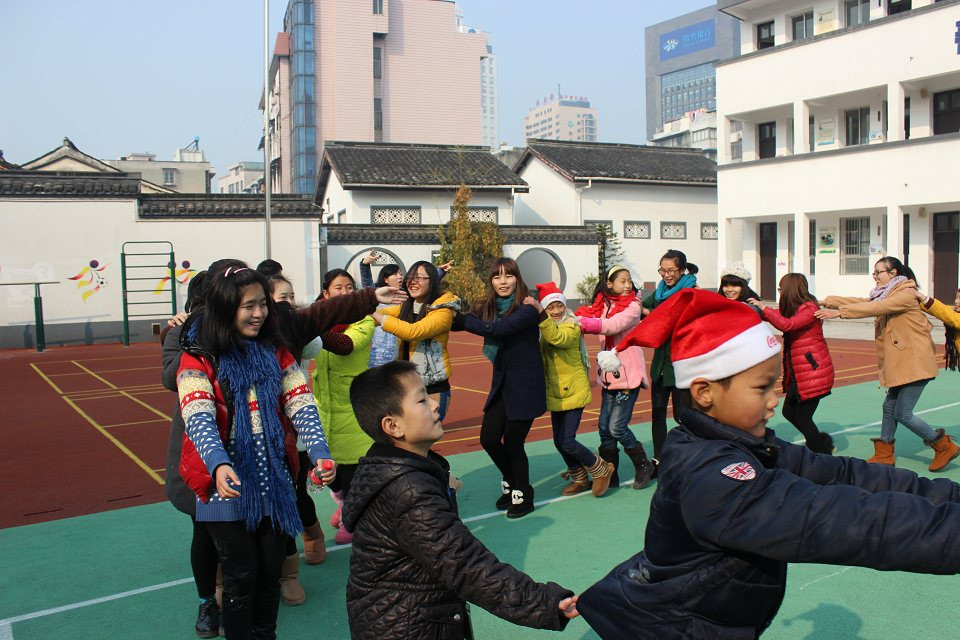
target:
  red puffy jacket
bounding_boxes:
[761,301,834,401]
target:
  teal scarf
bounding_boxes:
[482,294,515,363]
[655,273,697,302]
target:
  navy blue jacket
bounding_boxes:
[453,304,546,421]
[579,406,960,639]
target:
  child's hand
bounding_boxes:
[910,288,926,302]
[167,311,189,328]
[375,286,408,305]
[215,465,241,498]
[746,297,765,309]
[371,312,384,326]
[523,295,542,312]
[317,459,337,484]
[814,308,841,320]
[558,595,579,619]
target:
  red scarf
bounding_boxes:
[575,290,637,319]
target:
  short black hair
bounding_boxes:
[350,361,420,445]
[256,259,284,277]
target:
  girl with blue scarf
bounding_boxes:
[642,249,699,469]
[451,258,546,519]
[177,264,336,639]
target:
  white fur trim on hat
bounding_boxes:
[540,292,566,309]
[672,322,781,389]
[720,262,752,283]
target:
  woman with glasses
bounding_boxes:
[816,256,959,471]
[373,260,461,421]
[642,249,699,470]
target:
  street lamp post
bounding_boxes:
[263,0,272,259]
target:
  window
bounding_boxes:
[808,115,815,152]
[372,0,384,14]
[904,96,911,140]
[700,223,718,240]
[844,107,870,146]
[808,219,816,275]
[373,47,382,79]
[374,98,383,131]
[791,12,813,41]
[756,21,775,50]
[758,122,776,159]
[933,88,960,135]
[840,216,871,274]
[584,219,613,230]
[660,222,687,240]
[371,206,420,224]
[624,221,651,239]
[845,0,870,27]
[887,0,911,15]
[163,168,177,185]
[730,139,743,161]
[450,206,498,223]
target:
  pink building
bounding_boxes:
[272,0,489,194]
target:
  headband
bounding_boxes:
[223,267,251,278]
[607,265,627,281]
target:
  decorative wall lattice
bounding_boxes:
[660,222,687,240]
[700,223,719,240]
[624,221,651,239]
[371,206,421,224]
[450,206,498,223]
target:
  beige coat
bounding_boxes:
[823,279,938,388]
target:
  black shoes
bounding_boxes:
[495,480,511,510]
[506,486,535,519]
[195,598,220,639]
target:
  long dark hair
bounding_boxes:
[718,274,759,303]
[185,271,207,313]
[375,263,402,287]
[322,268,356,292]
[473,257,530,322]
[398,260,443,322]
[660,249,699,275]
[199,264,280,356]
[777,273,818,317]
[876,256,918,284]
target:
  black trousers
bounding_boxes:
[782,395,828,452]
[650,380,690,459]
[190,517,219,598]
[480,393,534,489]
[206,518,287,640]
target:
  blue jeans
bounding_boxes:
[433,390,451,422]
[597,388,640,450]
[880,379,937,442]
[551,407,596,469]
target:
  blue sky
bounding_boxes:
[0,0,712,182]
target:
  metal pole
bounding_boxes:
[263,0,272,259]
[169,251,178,315]
[33,283,45,353]
[120,250,130,346]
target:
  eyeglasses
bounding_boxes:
[406,275,431,283]
[658,268,680,276]
[872,269,890,277]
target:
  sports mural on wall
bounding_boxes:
[67,259,108,301]
[152,259,197,294]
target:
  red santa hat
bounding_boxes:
[597,289,781,389]
[535,282,566,309]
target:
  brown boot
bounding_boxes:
[302,522,326,565]
[560,467,591,496]
[598,447,620,487]
[587,455,614,497]
[926,429,960,472]
[866,438,895,465]
[280,553,306,606]
[624,444,654,490]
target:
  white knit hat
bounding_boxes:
[720,262,753,283]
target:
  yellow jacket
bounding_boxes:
[539,314,592,412]
[923,297,960,354]
[823,279,938,388]
[381,291,461,382]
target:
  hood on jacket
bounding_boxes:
[341,442,450,532]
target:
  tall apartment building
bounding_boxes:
[272,0,489,194]
[715,0,960,301]
[457,10,498,149]
[218,162,265,194]
[644,7,740,142]
[524,94,598,142]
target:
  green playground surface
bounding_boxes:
[2,376,959,639]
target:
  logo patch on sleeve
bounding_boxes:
[720,462,756,481]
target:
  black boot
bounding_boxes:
[195,597,220,639]
[495,479,511,510]
[624,444,654,490]
[818,432,835,455]
[506,485,535,519]
[598,447,620,487]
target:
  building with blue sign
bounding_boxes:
[644,6,741,141]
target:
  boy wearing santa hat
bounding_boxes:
[578,289,960,639]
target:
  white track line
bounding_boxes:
[5,401,960,628]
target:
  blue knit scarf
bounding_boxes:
[217,340,301,537]
[482,294,515,363]
[655,273,698,302]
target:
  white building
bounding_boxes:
[649,109,719,161]
[456,10,498,149]
[524,95,598,143]
[104,141,214,193]
[513,139,719,289]
[716,0,960,300]
[314,141,597,297]
[218,162,265,194]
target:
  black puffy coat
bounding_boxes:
[580,407,960,639]
[342,443,572,639]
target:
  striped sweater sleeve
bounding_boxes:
[279,350,331,463]
[177,365,231,476]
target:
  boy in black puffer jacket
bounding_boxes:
[580,289,960,639]
[343,360,578,640]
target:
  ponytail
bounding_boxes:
[661,249,699,275]
[878,256,917,285]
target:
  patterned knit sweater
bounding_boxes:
[178,349,330,523]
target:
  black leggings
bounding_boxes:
[651,380,690,459]
[191,518,219,599]
[479,393,533,489]
[207,518,287,640]
[782,395,828,452]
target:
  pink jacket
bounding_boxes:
[579,301,650,391]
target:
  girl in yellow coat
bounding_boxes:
[912,286,960,373]
[533,282,614,497]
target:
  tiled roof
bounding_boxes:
[514,139,716,185]
[0,171,141,196]
[316,142,527,203]
[139,194,318,219]
[325,224,598,246]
